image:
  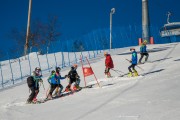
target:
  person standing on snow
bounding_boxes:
[47,70,57,99]
[139,40,149,64]
[47,67,67,99]
[104,52,114,78]
[128,48,138,77]
[65,64,81,92]
[27,67,43,103]
[53,67,67,97]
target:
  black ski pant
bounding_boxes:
[139,53,149,63]
[57,84,64,93]
[105,68,110,74]
[27,86,39,102]
[66,78,76,89]
[49,84,58,95]
[128,64,136,73]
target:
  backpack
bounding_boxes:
[27,76,35,87]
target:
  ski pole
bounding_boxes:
[46,85,50,98]
[125,59,144,71]
[111,69,122,75]
[41,81,45,90]
[111,68,125,74]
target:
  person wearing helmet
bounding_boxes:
[27,67,43,104]
[47,67,67,99]
[128,48,138,77]
[65,64,81,92]
[53,67,67,97]
[139,40,149,64]
[104,52,114,78]
[47,70,57,99]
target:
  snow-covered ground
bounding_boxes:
[0,43,180,120]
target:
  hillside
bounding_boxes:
[0,42,180,120]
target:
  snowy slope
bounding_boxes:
[0,43,180,120]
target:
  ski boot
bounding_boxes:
[133,70,139,77]
[107,72,112,78]
[105,72,112,78]
[65,87,72,92]
[73,85,77,91]
[73,84,82,91]
[57,92,63,97]
[128,72,133,77]
[47,94,53,100]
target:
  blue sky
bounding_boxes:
[0,0,179,51]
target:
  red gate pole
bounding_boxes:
[80,56,87,87]
[85,57,101,88]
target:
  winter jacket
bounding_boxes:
[105,54,114,68]
[32,71,42,88]
[140,44,147,53]
[48,73,57,84]
[68,67,79,80]
[131,51,138,64]
[55,72,66,84]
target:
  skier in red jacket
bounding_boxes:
[104,52,114,78]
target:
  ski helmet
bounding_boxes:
[51,70,55,74]
[73,64,78,68]
[130,48,135,51]
[35,67,41,71]
[143,40,147,43]
[104,52,108,56]
[56,67,61,71]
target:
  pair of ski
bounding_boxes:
[40,88,83,103]
[27,85,94,104]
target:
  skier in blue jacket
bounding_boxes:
[47,70,57,99]
[53,67,67,97]
[47,67,67,99]
[128,48,138,77]
[139,40,149,64]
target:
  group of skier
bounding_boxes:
[104,40,149,78]
[27,64,81,104]
[26,40,149,104]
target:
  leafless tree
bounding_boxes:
[46,15,61,47]
[9,15,61,55]
[10,28,26,50]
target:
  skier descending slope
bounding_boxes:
[26,67,43,104]
[104,52,114,78]
[139,40,149,64]
[128,48,139,77]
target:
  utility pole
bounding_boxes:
[142,0,150,42]
[110,8,115,50]
[24,0,32,56]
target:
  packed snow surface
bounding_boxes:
[0,43,180,120]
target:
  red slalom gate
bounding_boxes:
[80,56,101,88]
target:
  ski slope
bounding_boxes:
[0,43,180,120]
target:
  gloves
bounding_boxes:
[76,75,80,78]
[39,79,43,83]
